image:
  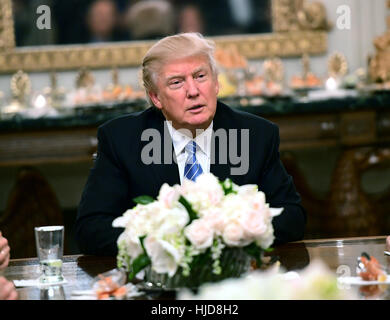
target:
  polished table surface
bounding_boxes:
[4,236,390,300]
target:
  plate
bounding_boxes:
[337,275,390,286]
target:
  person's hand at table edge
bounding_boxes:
[0,277,18,300]
[0,232,10,270]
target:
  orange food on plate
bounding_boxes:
[357,252,387,282]
[95,274,127,300]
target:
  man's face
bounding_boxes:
[149,55,219,134]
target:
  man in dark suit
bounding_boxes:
[75,33,306,256]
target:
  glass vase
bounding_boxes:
[142,247,253,290]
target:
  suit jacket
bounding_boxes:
[75,101,306,255]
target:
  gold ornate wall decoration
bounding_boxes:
[1,70,30,115]
[0,0,329,73]
[76,69,95,89]
[263,57,284,83]
[272,0,331,32]
[328,52,348,78]
[369,5,390,83]
[0,0,14,50]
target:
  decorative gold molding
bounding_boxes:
[272,0,331,32]
[0,0,15,50]
[0,0,329,73]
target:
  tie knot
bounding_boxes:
[185,141,197,155]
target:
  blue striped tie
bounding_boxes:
[184,141,203,181]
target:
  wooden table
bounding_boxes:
[4,236,389,300]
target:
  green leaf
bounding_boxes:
[220,178,237,195]
[139,235,147,253]
[128,253,151,281]
[133,195,155,205]
[179,196,198,224]
[128,235,151,281]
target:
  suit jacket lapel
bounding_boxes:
[144,108,180,189]
[210,102,232,181]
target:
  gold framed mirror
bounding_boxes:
[0,0,329,73]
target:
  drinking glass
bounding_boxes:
[40,285,65,300]
[34,226,64,283]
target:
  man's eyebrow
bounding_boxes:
[164,65,209,82]
[165,74,184,81]
[192,66,208,75]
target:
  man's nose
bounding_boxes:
[186,78,199,98]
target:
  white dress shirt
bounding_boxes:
[165,121,213,185]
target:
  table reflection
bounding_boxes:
[40,285,65,300]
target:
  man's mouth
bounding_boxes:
[188,104,205,111]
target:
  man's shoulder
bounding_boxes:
[99,106,160,133]
[216,101,277,132]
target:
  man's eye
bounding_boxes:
[196,73,207,81]
[169,80,183,88]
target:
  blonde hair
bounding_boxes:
[142,33,218,101]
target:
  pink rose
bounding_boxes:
[184,219,214,250]
[222,221,246,247]
[203,208,225,234]
[240,210,267,238]
[252,193,268,215]
[158,184,180,209]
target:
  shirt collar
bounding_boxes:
[165,121,213,157]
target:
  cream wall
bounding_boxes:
[0,0,389,212]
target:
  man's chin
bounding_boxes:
[187,118,212,130]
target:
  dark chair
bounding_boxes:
[0,167,64,258]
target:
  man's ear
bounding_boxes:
[148,91,162,109]
[215,78,220,96]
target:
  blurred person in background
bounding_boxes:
[85,0,129,43]
[125,0,175,40]
[175,2,205,34]
[169,0,271,36]
[0,232,18,300]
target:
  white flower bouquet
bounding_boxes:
[112,173,283,289]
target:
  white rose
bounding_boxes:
[184,219,214,250]
[144,236,183,277]
[240,210,267,239]
[181,173,224,213]
[251,192,267,212]
[221,194,249,221]
[156,205,189,237]
[255,224,275,249]
[112,210,132,228]
[129,202,162,236]
[158,183,181,209]
[117,230,143,259]
[237,184,258,197]
[202,207,225,235]
[195,173,225,205]
[270,207,284,217]
[222,220,249,247]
